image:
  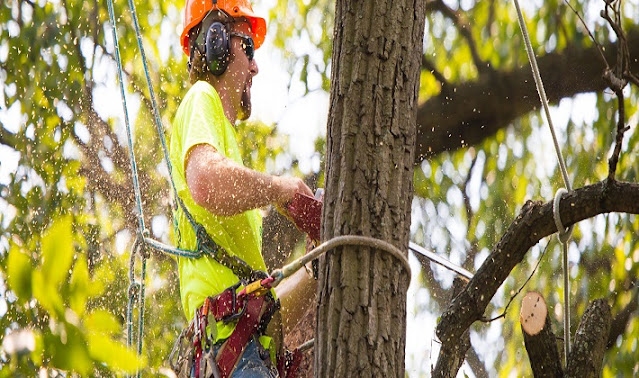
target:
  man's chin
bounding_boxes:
[238,110,251,121]
[238,97,252,120]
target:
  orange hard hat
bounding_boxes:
[180,0,266,56]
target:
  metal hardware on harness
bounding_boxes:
[170,278,282,378]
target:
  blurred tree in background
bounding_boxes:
[0,0,637,376]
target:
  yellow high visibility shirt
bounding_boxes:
[169,80,267,342]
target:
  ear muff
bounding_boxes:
[204,22,230,76]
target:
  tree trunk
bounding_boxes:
[315,0,426,376]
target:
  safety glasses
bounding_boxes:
[230,32,254,61]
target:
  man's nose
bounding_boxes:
[249,58,259,76]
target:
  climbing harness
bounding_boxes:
[168,280,281,377]
[513,0,574,364]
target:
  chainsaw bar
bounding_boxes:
[408,242,474,280]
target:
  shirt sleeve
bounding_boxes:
[178,82,228,175]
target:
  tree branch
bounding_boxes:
[565,299,611,377]
[607,91,629,180]
[422,56,449,87]
[435,179,639,376]
[465,347,488,378]
[414,249,488,378]
[520,292,563,378]
[433,278,471,378]
[0,127,18,147]
[414,28,639,161]
[602,0,632,180]
[429,0,489,74]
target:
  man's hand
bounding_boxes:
[272,176,313,207]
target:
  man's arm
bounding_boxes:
[188,143,317,335]
[186,143,313,216]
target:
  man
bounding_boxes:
[169,0,317,376]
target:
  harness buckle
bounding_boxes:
[222,295,247,324]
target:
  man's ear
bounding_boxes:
[189,46,208,84]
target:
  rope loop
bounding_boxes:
[553,188,573,244]
[195,224,216,256]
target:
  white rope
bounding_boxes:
[553,189,573,244]
[553,188,573,358]
[513,0,572,191]
[270,235,412,287]
[513,0,574,364]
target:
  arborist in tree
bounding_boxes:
[168,0,317,376]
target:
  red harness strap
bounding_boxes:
[210,288,239,321]
[214,294,267,377]
[189,281,279,378]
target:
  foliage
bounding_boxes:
[1,216,141,375]
[0,0,287,374]
[410,1,638,375]
[0,0,637,376]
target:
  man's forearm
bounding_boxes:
[186,144,280,216]
[186,143,313,216]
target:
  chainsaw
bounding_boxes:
[285,190,473,280]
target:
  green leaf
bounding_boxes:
[7,245,32,302]
[69,256,89,316]
[31,330,44,366]
[88,333,144,373]
[32,269,63,318]
[41,215,74,289]
[46,323,92,375]
[85,310,121,336]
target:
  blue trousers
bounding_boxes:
[214,337,278,378]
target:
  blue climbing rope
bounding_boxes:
[105,2,148,377]
[106,0,145,233]
[105,1,200,376]
[125,0,202,232]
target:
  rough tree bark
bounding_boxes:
[517,292,615,378]
[565,299,611,378]
[315,0,426,376]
